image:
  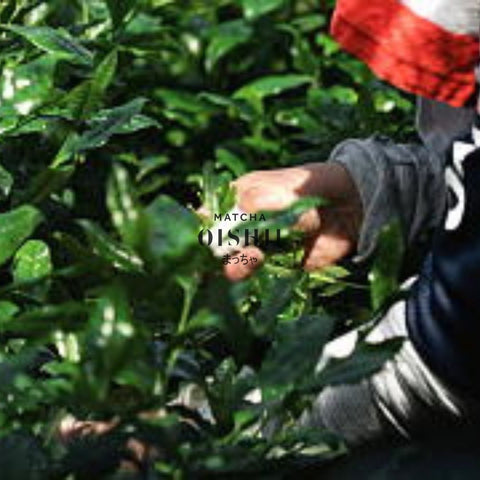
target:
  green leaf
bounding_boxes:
[308,265,354,297]
[304,339,404,393]
[199,92,255,122]
[310,265,350,283]
[254,275,298,335]
[260,314,334,393]
[229,197,328,241]
[114,113,161,134]
[137,155,170,182]
[324,86,359,105]
[78,98,148,150]
[0,164,13,200]
[194,277,253,361]
[215,148,247,177]
[207,357,255,433]
[0,56,57,130]
[206,20,252,72]
[107,164,144,250]
[0,301,19,321]
[3,25,93,66]
[3,302,87,335]
[55,99,152,164]
[234,74,312,112]
[13,240,52,283]
[20,166,74,204]
[292,14,327,32]
[78,220,144,274]
[59,50,118,120]
[81,283,146,402]
[316,33,341,57]
[106,0,136,29]
[278,24,318,75]
[155,89,212,115]
[186,309,221,332]
[87,49,118,108]
[156,89,214,128]
[275,107,320,131]
[242,0,285,20]
[369,220,405,310]
[143,195,200,269]
[0,205,43,267]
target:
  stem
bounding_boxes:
[178,283,195,335]
[162,278,197,398]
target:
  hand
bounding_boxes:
[58,415,157,472]
[224,162,363,281]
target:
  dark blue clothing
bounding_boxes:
[408,142,480,397]
[330,99,480,400]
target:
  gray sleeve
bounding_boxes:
[328,135,446,261]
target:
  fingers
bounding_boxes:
[236,185,298,213]
[222,212,355,279]
[221,163,362,278]
[234,173,324,234]
[302,208,356,271]
[58,415,118,443]
[57,416,157,472]
[302,232,352,271]
[295,206,322,233]
[223,246,265,282]
[302,197,361,271]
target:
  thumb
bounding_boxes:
[302,231,353,271]
[224,246,265,282]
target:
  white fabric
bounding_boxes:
[301,295,480,445]
[401,0,480,35]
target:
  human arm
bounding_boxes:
[227,135,447,280]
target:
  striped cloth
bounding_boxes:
[331,0,480,108]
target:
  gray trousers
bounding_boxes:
[301,298,480,446]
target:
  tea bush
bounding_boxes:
[0,0,414,478]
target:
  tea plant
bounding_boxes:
[0,0,413,478]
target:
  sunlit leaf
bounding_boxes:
[3,25,93,65]
[0,301,19,321]
[0,205,43,266]
[78,220,144,274]
[303,339,404,392]
[206,20,252,72]
[59,50,118,120]
[215,148,247,177]
[81,282,147,403]
[13,240,52,283]
[234,74,312,112]
[241,0,285,20]
[0,164,13,200]
[4,302,87,335]
[107,164,144,250]
[369,220,404,310]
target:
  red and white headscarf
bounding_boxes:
[331,0,480,108]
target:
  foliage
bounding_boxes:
[0,0,413,478]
